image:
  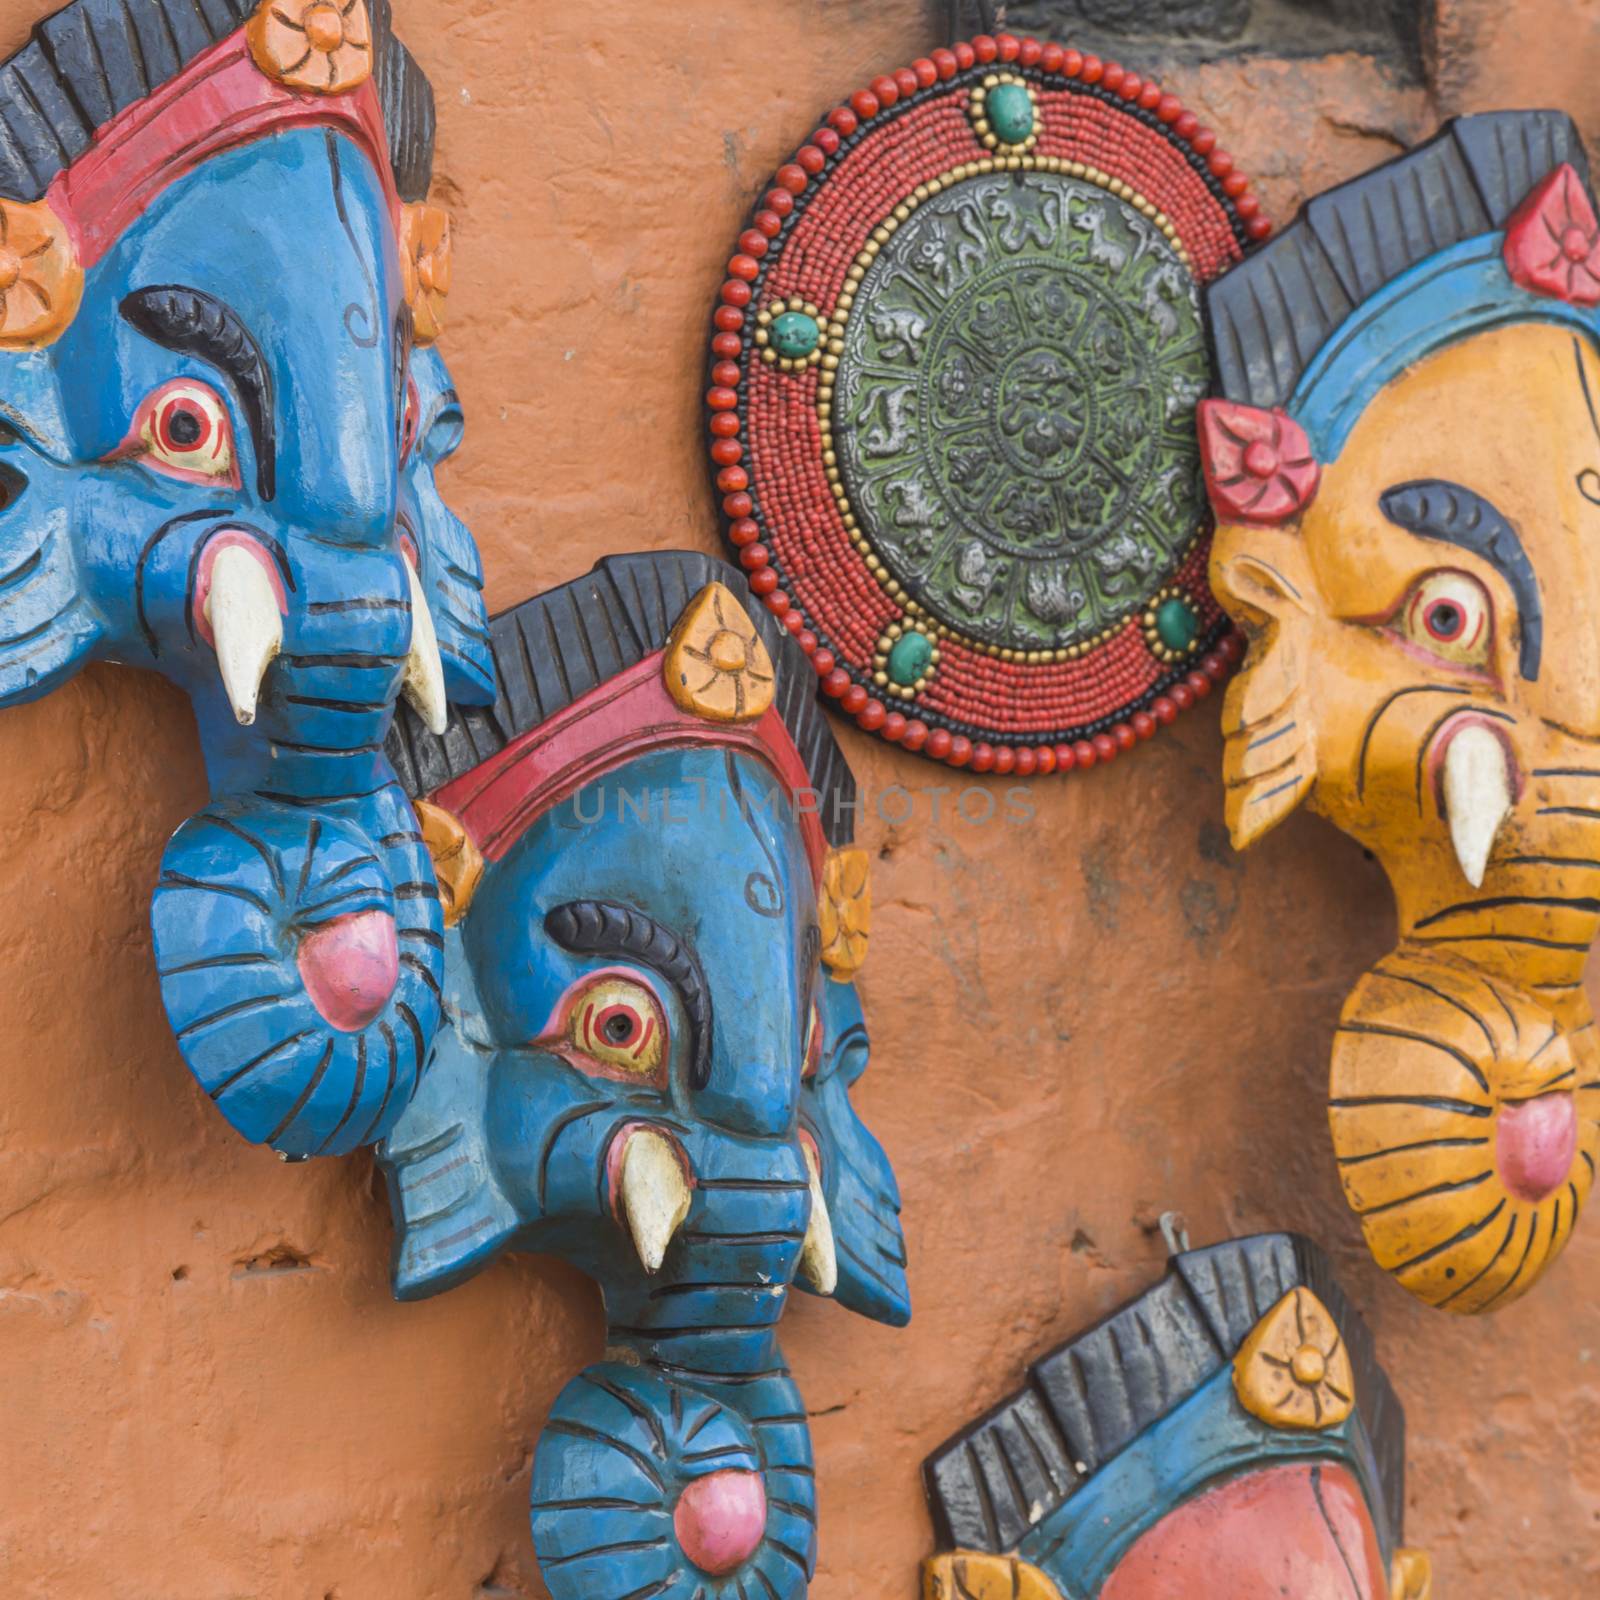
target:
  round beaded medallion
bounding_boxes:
[705,33,1266,775]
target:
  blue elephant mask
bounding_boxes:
[0,0,493,1153]
[380,551,910,1600]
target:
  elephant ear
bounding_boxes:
[800,979,910,1327]
[0,377,102,706]
[377,937,518,1299]
[1209,528,1319,851]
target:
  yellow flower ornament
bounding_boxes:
[819,846,870,979]
[1232,1286,1356,1431]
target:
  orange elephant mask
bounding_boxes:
[1200,112,1600,1313]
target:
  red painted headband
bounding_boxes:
[51,28,395,272]
[430,650,831,888]
[0,4,436,353]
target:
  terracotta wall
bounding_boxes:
[2,1,1599,1595]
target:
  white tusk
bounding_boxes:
[618,1127,692,1275]
[1442,724,1514,888]
[401,553,449,736]
[206,544,282,726]
[798,1142,838,1296]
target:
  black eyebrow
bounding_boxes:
[1380,479,1542,680]
[120,286,276,502]
[545,900,713,1090]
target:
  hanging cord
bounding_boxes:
[948,0,1000,43]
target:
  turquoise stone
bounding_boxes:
[771,311,820,360]
[1156,596,1199,652]
[986,84,1035,146]
[887,631,934,686]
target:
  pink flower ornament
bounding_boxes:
[1197,400,1321,525]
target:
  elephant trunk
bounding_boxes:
[1329,941,1598,1313]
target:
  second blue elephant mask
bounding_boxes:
[380,551,910,1600]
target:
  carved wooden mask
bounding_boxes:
[381,553,909,1600]
[923,1234,1427,1599]
[1201,112,1600,1312]
[0,0,489,1155]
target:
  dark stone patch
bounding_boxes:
[1008,0,1251,36]
[999,0,1425,75]
[1179,875,1239,941]
[1078,842,1123,932]
[1197,818,1236,869]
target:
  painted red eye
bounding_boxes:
[400,375,420,463]
[158,398,210,453]
[558,974,667,1081]
[596,1004,641,1047]
[1424,601,1464,641]
[1399,571,1491,667]
[132,380,238,486]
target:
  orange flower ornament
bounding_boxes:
[400,203,453,345]
[0,197,81,349]
[248,0,374,95]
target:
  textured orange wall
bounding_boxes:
[2,2,1600,1596]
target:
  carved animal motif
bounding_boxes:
[1124,210,1165,271]
[950,540,1005,611]
[1071,202,1129,271]
[1093,529,1158,586]
[869,306,929,362]
[1024,565,1082,625]
[987,183,1061,253]
[902,210,985,295]
[380,554,908,1600]
[860,384,918,457]
[1202,111,1600,1310]
[883,476,949,559]
[0,0,491,1153]
[1140,261,1189,340]
[922,1234,1428,1600]
[905,232,957,294]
